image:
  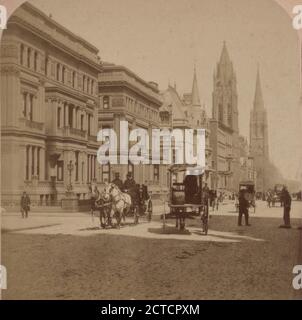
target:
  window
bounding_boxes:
[45,57,49,76]
[62,66,65,83]
[57,161,64,181]
[56,64,60,81]
[34,52,38,71]
[22,93,27,117]
[154,165,159,182]
[87,78,90,93]
[26,146,29,180]
[37,148,40,179]
[80,114,84,131]
[31,147,35,176]
[91,80,94,95]
[82,76,86,91]
[72,71,76,88]
[219,103,223,123]
[27,48,31,68]
[20,44,24,65]
[103,96,109,109]
[81,161,84,182]
[29,94,33,121]
[75,151,79,182]
[102,164,110,183]
[57,107,61,128]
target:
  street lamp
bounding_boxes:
[66,160,74,192]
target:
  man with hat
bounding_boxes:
[111,172,123,191]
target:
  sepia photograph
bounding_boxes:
[0,0,302,303]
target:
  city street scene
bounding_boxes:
[1,0,302,300]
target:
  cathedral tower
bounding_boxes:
[250,68,269,191]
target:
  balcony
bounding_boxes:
[19,118,44,133]
[61,126,87,140]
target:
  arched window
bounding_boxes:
[103,96,109,109]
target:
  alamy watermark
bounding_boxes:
[97,121,206,169]
[0,265,7,290]
[293,265,302,290]
[0,5,7,30]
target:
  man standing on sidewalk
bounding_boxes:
[238,190,251,226]
[20,191,30,218]
[279,186,292,228]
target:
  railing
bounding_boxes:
[88,135,97,142]
[19,118,44,131]
[62,126,87,139]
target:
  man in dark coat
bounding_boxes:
[280,186,292,228]
[111,172,123,191]
[123,172,136,192]
[238,190,250,226]
[20,191,30,218]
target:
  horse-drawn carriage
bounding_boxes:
[168,165,209,234]
[90,182,153,228]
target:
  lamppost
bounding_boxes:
[66,160,74,193]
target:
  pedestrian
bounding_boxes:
[279,186,292,228]
[238,190,251,226]
[20,191,30,218]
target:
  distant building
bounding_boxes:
[161,68,213,187]
[98,63,168,196]
[1,3,100,206]
[210,42,240,193]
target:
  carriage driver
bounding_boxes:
[111,172,123,191]
[123,172,137,202]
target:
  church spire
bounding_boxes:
[219,41,231,65]
[191,65,201,106]
[254,67,264,110]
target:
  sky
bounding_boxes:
[28,0,302,180]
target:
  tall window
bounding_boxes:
[91,80,94,95]
[80,114,84,131]
[20,44,24,65]
[219,103,223,123]
[154,164,159,182]
[75,151,79,182]
[62,66,65,83]
[27,48,31,68]
[56,64,60,81]
[34,51,38,71]
[57,107,61,128]
[103,96,109,109]
[81,161,84,182]
[82,76,86,92]
[87,114,91,135]
[26,146,29,180]
[37,148,40,179]
[31,147,35,176]
[29,94,33,121]
[72,71,76,88]
[45,57,49,76]
[22,93,27,117]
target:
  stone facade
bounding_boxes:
[1,3,101,206]
[98,63,168,198]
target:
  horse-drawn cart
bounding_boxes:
[168,165,209,234]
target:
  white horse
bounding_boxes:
[102,183,132,228]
